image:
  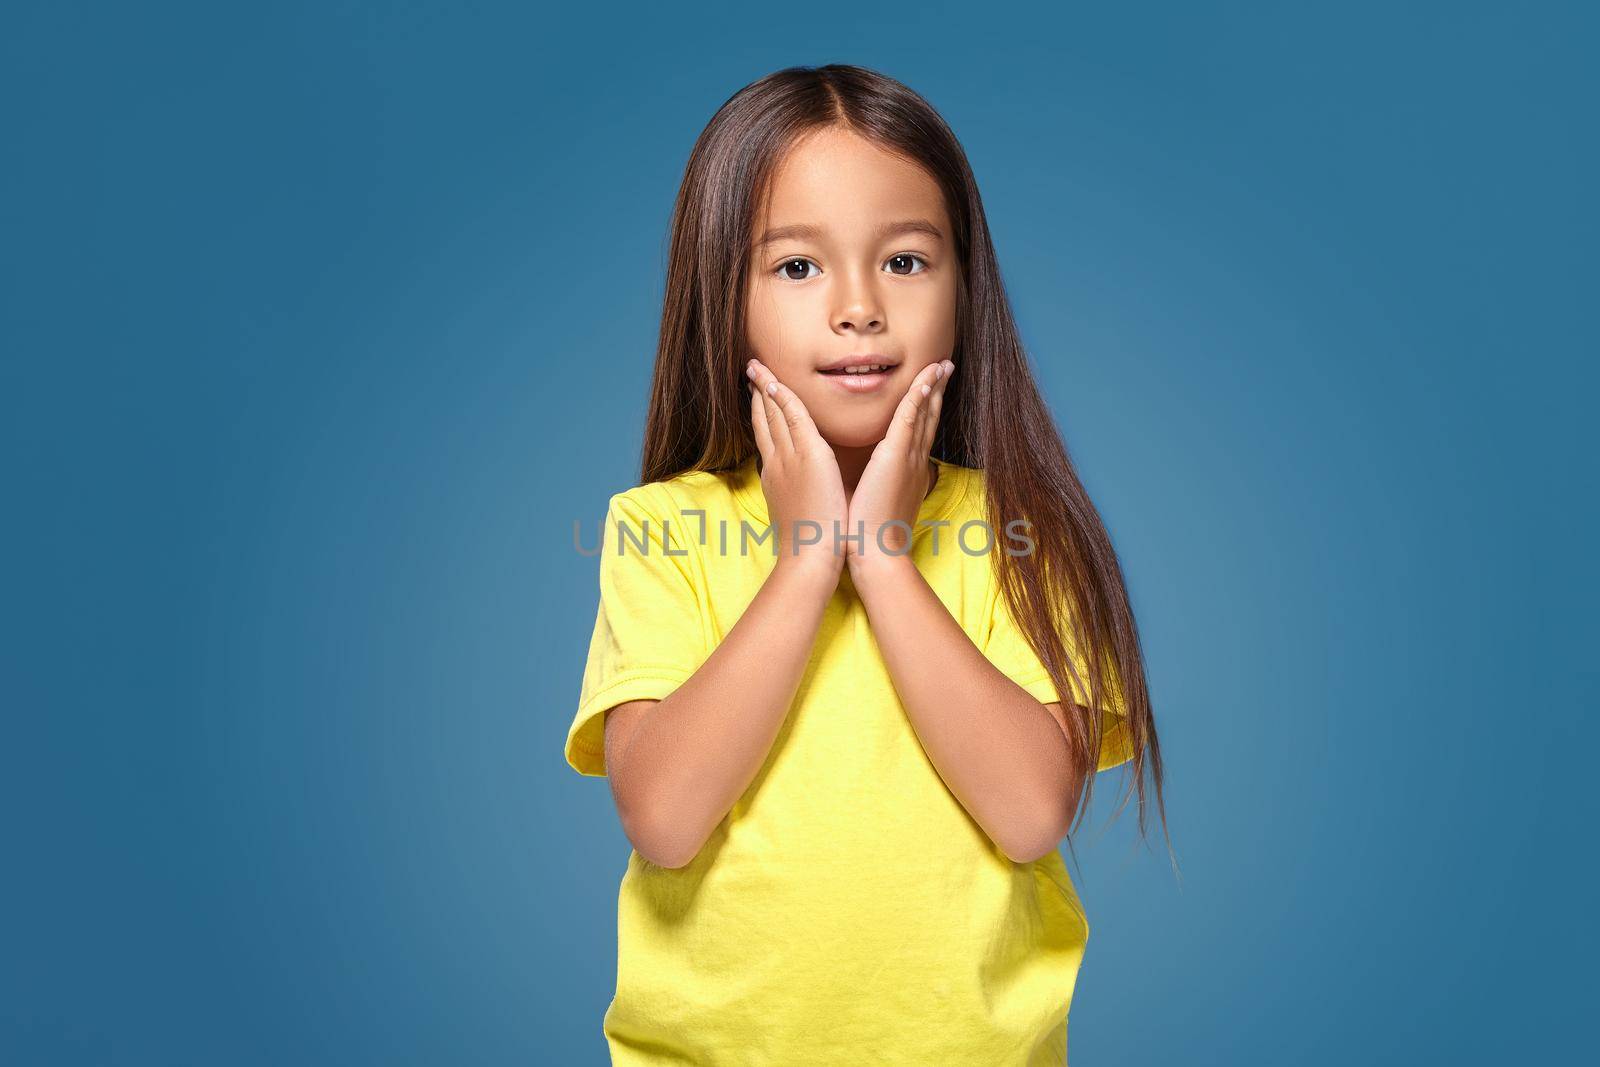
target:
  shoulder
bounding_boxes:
[936,460,991,529]
[950,459,988,503]
[944,462,1043,548]
[609,467,737,513]
[935,463,1032,602]
[604,467,744,544]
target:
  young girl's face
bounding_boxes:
[745,126,959,451]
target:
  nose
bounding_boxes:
[833,270,884,334]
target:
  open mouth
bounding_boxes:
[817,363,898,392]
[818,362,896,376]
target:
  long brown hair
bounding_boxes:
[640,63,1171,858]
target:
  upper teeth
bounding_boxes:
[838,364,889,374]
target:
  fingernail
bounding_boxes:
[921,383,931,396]
[933,364,943,380]
[766,381,777,395]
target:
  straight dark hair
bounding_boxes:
[639,63,1170,859]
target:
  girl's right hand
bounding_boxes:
[745,358,847,577]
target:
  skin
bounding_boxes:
[744,124,958,500]
[741,124,956,566]
[603,126,1085,868]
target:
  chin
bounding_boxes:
[814,411,894,450]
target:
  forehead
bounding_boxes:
[756,127,947,236]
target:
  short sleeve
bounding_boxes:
[981,581,1136,773]
[565,488,708,777]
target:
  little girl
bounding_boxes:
[566,64,1167,1066]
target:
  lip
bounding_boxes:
[818,367,895,393]
[817,353,899,373]
[816,353,899,394]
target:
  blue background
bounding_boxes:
[5,1,1593,1063]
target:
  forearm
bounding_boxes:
[851,557,1080,863]
[613,556,839,865]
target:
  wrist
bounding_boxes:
[845,549,918,588]
[776,550,845,588]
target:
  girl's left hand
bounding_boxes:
[846,358,955,572]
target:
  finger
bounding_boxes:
[770,376,824,455]
[887,361,942,452]
[755,361,825,454]
[761,385,793,456]
[749,381,774,459]
[749,359,794,454]
[921,358,953,454]
[910,361,941,452]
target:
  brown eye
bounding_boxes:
[886,253,928,276]
[776,258,818,281]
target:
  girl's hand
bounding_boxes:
[745,358,848,577]
[846,358,955,573]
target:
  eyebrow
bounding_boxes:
[754,217,946,249]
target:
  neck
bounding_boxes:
[832,445,874,497]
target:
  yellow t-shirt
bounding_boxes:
[566,453,1134,1065]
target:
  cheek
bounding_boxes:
[744,286,817,379]
[744,282,787,355]
[899,279,958,352]
[742,292,809,383]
